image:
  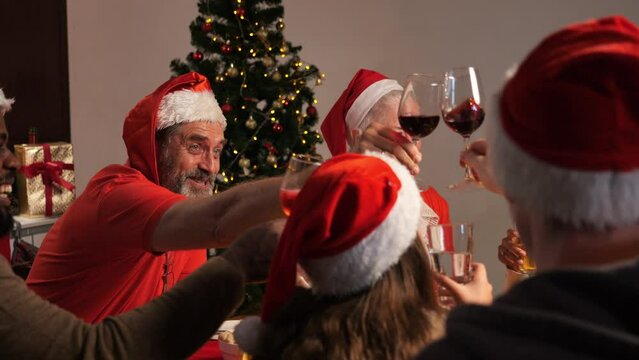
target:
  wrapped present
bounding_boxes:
[15,142,75,217]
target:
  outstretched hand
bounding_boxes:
[435,263,493,306]
[498,228,526,272]
[459,139,503,195]
[353,122,422,175]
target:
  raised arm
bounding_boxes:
[152,176,284,251]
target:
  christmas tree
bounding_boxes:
[170,0,324,315]
[171,0,324,192]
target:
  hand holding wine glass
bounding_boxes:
[441,67,486,190]
[280,154,322,216]
[398,74,441,144]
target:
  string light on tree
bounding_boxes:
[276,18,285,31]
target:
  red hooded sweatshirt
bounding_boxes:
[26,73,209,323]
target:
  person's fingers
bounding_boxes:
[471,262,487,278]
[359,128,420,175]
[380,127,422,163]
[468,138,488,155]
[434,273,465,302]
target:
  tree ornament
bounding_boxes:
[271,71,281,82]
[271,100,283,109]
[256,28,268,41]
[266,153,277,165]
[276,19,285,31]
[272,123,283,133]
[245,116,257,130]
[236,7,246,18]
[222,102,233,114]
[306,105,317,117]
[297,115,305,123]
[201,20,214,33]
[221,43,233,54]
[192,50,204,62]
[239,157,251,169]
[280,43,289,54]
[262,56,275,67]
[227,66,239,78]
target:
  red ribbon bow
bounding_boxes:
[19,144,75,216]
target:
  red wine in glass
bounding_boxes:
[443,98,485,137]
[399,115,440,139]
[398,74,441,143]
[441,67,485,190]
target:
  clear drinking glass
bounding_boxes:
[279,154,322,216]
[425,223,474,307]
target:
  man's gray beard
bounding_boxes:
[158,156,214,198]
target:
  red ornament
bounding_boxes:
[192,50,204,62]
[306,105,317,117]
[221,43,233,54]
[283,100,289,107]
[236,7,246,18]
[272,123,284,133]
[221,103,233,114]
[201,22,213,33]
[264,141,276,153]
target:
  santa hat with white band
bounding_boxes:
[321,69,403,155]
[491,15,639,229]
[156,72,225,131]
[235,151,422,355]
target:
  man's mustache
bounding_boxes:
[183,168,213,183]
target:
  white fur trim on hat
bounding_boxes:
[301,150,422,296]
[0,89,15,116]
[156,89,226,131]
[345,79,403,133]
[491,116,639,230]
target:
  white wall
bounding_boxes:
[67,0,639,292]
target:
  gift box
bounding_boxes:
[15,142,76,217]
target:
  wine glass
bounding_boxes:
[398,74,441,144]
[280,154,322,216]
[441,67,485,190]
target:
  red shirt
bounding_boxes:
[26,165,206,322]
[420,186,451,224]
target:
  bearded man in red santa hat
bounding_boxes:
[27,73,285,327]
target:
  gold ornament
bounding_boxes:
[266,153,277,165]
[280,43,289,54]
[271,71,281,82]
[276,19,285,31]
[239,157,251,169]
[245,117,257,129]
[262,56,275,67]
[272,100,283,109]
[227,66,239,78]
[256,28,268,41]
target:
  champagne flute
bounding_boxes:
[398,74,441,144]
[441,67,485,190]
[280,154,322,216]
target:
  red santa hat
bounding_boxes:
[235,151,422,355]
[156,72,225,130]
[492,15,639,228]
[321,69,403,155]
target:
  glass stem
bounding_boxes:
[462,137,474,182]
